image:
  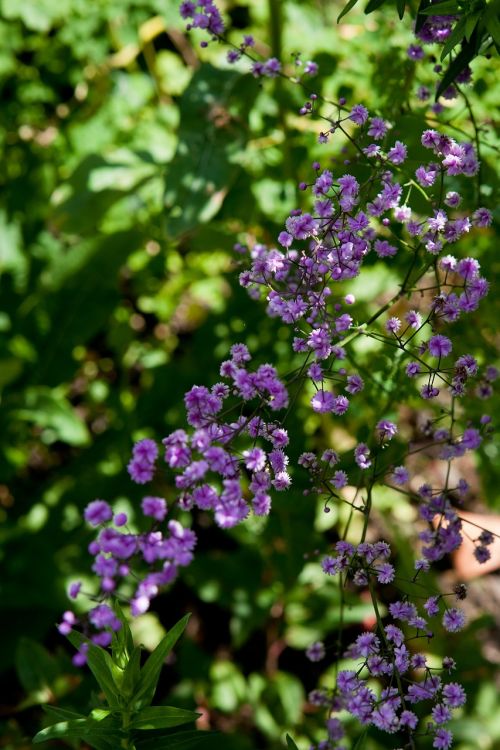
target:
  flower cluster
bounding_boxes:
[60,8,497,750]
[158,343,290,527]
[309,540,468,749]
[61,344,292,661]
[179,0,224,40]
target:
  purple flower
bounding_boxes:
[349,104,369,125]
[376,562,395,583]
[141,496,167,521]
[387,141,407,164]
[428,334,452,358]
[332,470,348,488]
[354,443,371,469]
[89,604,121,631]
[473,207,492,227]
[128,457,155,484]
[433,728,453,749]
[311,390,335,413]
[114,512,128,527]
[306,641,325,661]
[442,682,466,707]
[424,596,440,616]
[376,420,397,440]
[301,60,318,76]
[68,582,81,599]
[407,44,424,59]
[391,466,409,485]
[368,117,388,140]
[84,500,113,527]
[442,608,466,632]
[432,703,452,725]
[385,317,401,334]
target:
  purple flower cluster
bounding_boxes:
[157,344,290,527]
[179,0,224,38]
[238,117,489,422]
[309,554,468,749]
[59,495,196,661]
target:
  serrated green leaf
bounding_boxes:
[136,731,218,750]
[130,706,200,730]
[67,631,121,708]
[132,614,190,710]
[337,0,361,23]
[286,734,300,749]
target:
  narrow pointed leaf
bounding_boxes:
[66,631,121,708]
[33,717,121,744]
[436,41,475,97]
[132,614,190,709]
[43,706,85,722]
[286,735,300,749]
[337,0,361,23]
[122,646,142,699]
[364,0,386,13]
[420,0,459,13]
[130,706,200,730]
[111,602,134,667]
[440,17,466,59]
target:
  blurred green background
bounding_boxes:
[0,0,499,748]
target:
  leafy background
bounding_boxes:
[0,0,499,748]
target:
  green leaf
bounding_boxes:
[15,638,57,696]
[122,646,142,699]
[352,729,368,749]
[337,0,361,23]
[1,0,71,31]
[12,387,90,446]
[43,706,85,722]
[130,706,200,730]
[364,0,387,13]
[286,735,300,749]
[132,614,190,710]
[164,66,258,238]
[465,12,481,41]
[395,0,406,19]
[436,40,476,97]
[33,716,121,744]
[0,209,28,291]
[111,602,135,668]
[440,17,467,59]
[420,0,459,14]
[485,5,500,49]
[66,631,121,708]
[415,0,432,32]
[136,731,217,750]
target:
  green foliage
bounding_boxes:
[337,0,499,93]
[34,614,204,748]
